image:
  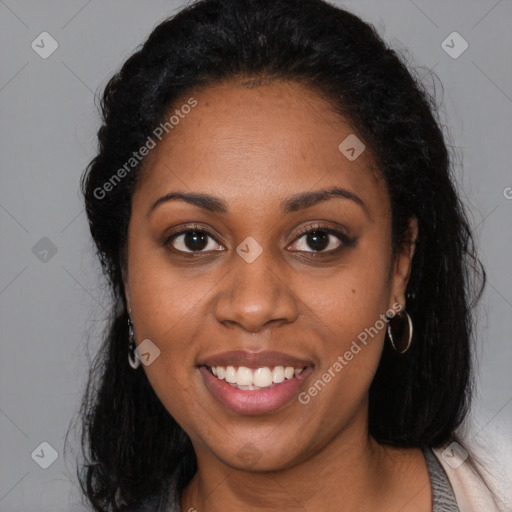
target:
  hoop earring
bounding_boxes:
[387,310,413,354]
[127,317,141,369]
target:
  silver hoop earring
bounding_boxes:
[387,311,413,354]
[127,317,141,369]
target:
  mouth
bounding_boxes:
[197,349,315,414]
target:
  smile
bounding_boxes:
[197,350,314,414]
[206,365,306,390]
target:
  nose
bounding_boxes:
[212,245,299,333]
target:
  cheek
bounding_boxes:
[295,235,392,393]
[302,276,388,377]
[125,243,207,413]
[302,245,392,339]
[127,231,211,338]
[296,279,388,431]
[130,266,203,383]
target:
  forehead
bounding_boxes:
[135,80,386,217]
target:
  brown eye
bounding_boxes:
[299,229,335,251]
[165,228,224,253]
[289,225,353,254]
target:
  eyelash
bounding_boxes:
[163,223,354,257]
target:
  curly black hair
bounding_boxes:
[77,0,487,510]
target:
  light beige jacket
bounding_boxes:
[433,445,512,512]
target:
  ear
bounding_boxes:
[389,217,418,311]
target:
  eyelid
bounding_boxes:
[293,222,349,239]
[164,223,221,239]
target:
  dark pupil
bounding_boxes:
[185,231,208,251]
[306,230,329,251]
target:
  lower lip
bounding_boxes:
[199,365,314,415]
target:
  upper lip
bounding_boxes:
[198,350,313,369]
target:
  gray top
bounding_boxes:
[127,446,459,511]
[423,446,460,512]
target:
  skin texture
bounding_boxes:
[122,80,428,511]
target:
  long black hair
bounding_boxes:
[77,0,487,510]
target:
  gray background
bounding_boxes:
[1,1,511,510]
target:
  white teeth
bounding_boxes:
[236,366,253,386]
[272,365,285,383]
[210,364,306,389]
[253,367,273,387]
[225,365,237,383]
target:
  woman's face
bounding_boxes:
[123,80,415,470]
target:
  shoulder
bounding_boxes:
[432,439,512,512]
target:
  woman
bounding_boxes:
[78,0,507,510]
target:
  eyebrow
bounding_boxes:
[146,186,369,218]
